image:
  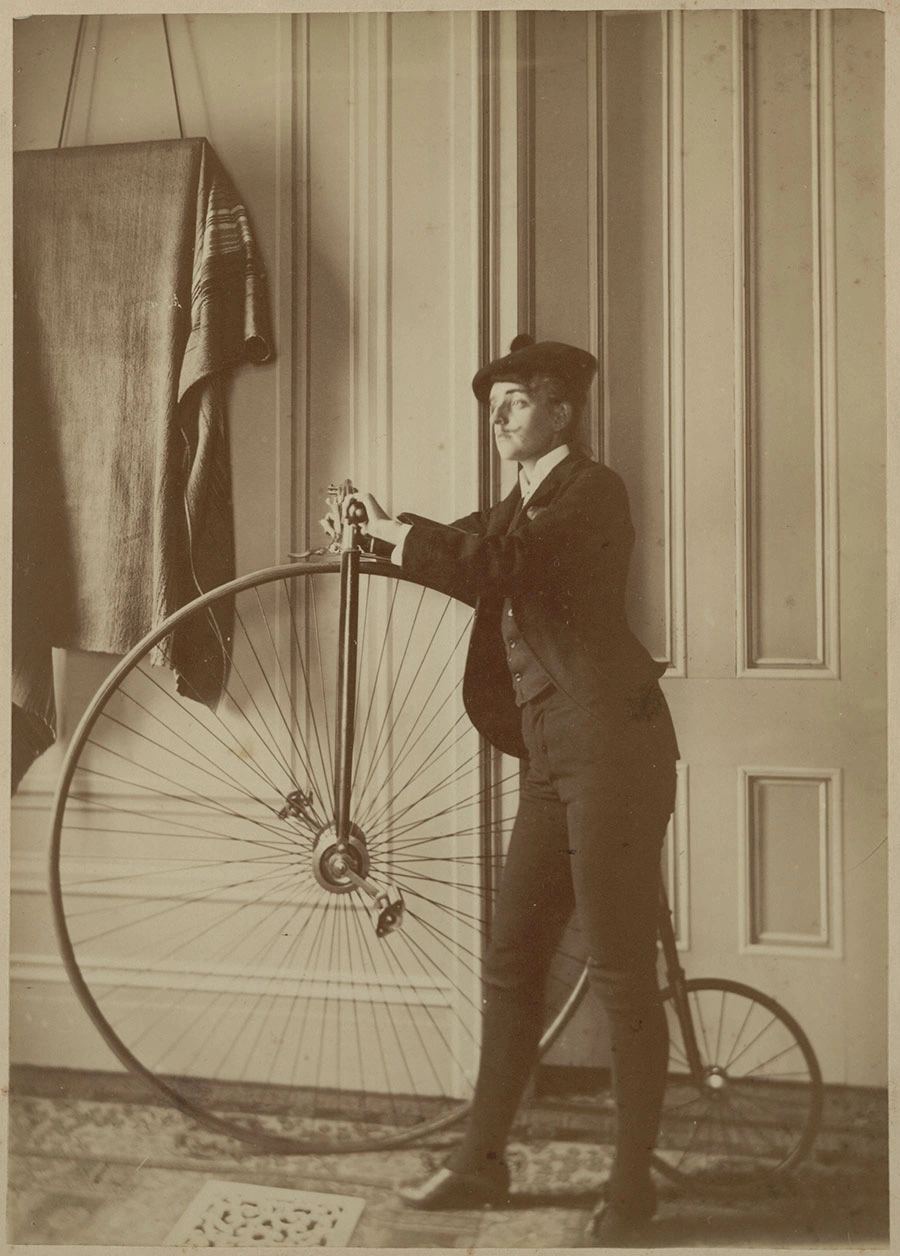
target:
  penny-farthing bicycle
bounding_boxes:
[49,485,823,1188]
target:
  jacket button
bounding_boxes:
[514,672,521,681]
[507,607,514,616]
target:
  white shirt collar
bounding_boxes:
[518,444,570,505]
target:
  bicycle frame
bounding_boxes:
[657,883,705,1080]
[47,540,823,1169]
[334,518,361,855]
[334,510,703,1031]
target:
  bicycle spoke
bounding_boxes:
[308,577,336,800]
[50,564,596,1154]
[353,604,469,821]
[109,683,287,807]
[656,981,820,1187]
[252,586,326,785]
[73,745,297,845]
[284,584,338,818]
[351,583,430,808]
[80,864,312,1050]
[722,1015,794,1075]
[358,720,476,837]
[148,875,318,1078]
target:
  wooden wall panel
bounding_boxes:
[531,11,591,347]
[602,15,668,664]
[10,11,489,1075]
[390,13,481,525]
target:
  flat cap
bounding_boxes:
[472,334,598,404]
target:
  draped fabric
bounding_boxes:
[12,138,273,790]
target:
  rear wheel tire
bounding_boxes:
[653,977,823,1187]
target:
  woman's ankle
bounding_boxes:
[604,1170,657,1221]
[445,1149,507,1179]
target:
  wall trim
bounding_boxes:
[273,14,296,569]
[516,12,536,339]
[734,10,751,679]
[13,849,315,909]
[662,11,687,677]
[587,12,607,461]
[812,8,841,679]
[292,14,311,559]
[737,765,843,958]
[664,761,690,951]
[448,11,484,532]
[349,13,393,503]
[10,950,452,1008]
[479,12,521,511]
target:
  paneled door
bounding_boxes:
[530,9,885,1087]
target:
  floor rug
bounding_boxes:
[164,1180,365,1247]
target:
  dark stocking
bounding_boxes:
[604,998,669,1217]
[446,981,544,1174]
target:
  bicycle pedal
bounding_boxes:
[372,888,404,937]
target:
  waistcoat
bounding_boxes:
[500,598,554,705]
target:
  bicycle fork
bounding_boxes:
[329,499,404,938]
[658,882,706,1083]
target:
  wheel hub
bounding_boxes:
[312,823,369,892]
[703,1065,728,1094]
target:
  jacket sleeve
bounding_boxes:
[394,507,490,606]
[400,466,633,604]
[399,508,489,535]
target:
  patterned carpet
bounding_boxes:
[7,1074,891,1248]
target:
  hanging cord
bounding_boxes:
[57,15,87,148]
[162,15,185,140]
[56,14,185,147]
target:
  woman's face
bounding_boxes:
[489,380,566,467]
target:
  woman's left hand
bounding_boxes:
[346,491,407,549]
[345,491,389,531]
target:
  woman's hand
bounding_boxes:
[319,489,405,549]
[346,491,408,550]
[345,492,387,532]
[319,504,339,544]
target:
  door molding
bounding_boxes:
[737,765,843,958]
[662,11,688,677]
[736,10,840,680]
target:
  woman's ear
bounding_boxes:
[554,401,572,433]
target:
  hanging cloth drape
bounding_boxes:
[12,138,273,789]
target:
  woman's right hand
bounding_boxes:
[319,500,342,544]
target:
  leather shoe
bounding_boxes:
[583,1200,653,1247]
[398,1163,511,1210]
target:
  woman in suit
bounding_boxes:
[335,336,679,1244]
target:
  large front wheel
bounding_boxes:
[48,559,587,1153]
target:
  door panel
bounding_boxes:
[530,9,885,1086]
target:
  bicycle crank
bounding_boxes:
[309,823,405,937]
[338,865,405,938]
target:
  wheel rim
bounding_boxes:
[49,559,588,1153]
[654,978,823,1187]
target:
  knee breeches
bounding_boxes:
[484,685,678,1015]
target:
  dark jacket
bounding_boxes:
[399,450,667,759]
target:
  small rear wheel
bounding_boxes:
[653,977,823,1187]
